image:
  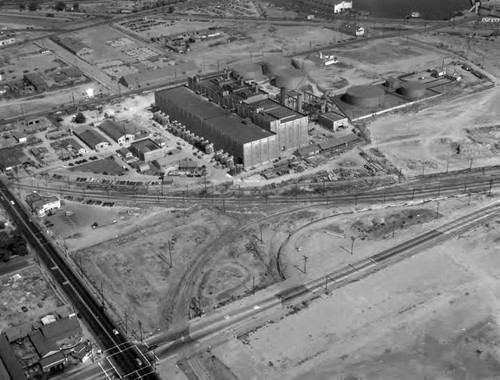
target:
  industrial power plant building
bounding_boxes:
[156,86,278,168]
[155,72,309,168]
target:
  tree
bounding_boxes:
[19,3,25,11]
[168,5,175,13]
[9,234,28,256]
[74,112,86,123]
[0,248,11,262]
[54,1,66,11]
[73,2,79,11]
[28,1,38,11]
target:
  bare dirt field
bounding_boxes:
[214,195,500,380]
[70,206,239,336]
[366,85,500,177]
[0,265,64,332]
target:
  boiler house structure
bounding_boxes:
[155,71,309,168]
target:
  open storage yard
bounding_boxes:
[0,265,64,332]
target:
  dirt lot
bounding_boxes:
[214,195,500,379]
[366,84,500,177]
[68,205,239,335]
[0,265,64,332]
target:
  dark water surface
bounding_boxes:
[354,0,472,19]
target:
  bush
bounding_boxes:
[74,112,86,123]
[54,1,65,11]
[28,1,37,11]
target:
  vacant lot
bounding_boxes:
[0,265,64,332]
[367,85,500,177]
[215,197,500,379]
[72,206,237,335]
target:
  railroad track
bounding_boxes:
[0,181,159,380]
[10,173,497,206]
[147,201,500,361]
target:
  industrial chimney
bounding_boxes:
[296,93,303,113]
[280,87,286,105]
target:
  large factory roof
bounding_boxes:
[250,98,304,122]
[157,86,274,144]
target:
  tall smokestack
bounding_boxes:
[296,93,303,113]
[280,87,286,105]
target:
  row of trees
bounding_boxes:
[0,231,28,262]
[20,2,79,11]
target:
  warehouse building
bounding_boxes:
[75,129,110,151]
[24,73,48,92]
[53,37,93,61]
[318,111,348,131]
[155,86,279,168]
[98,120,135,145]
[129,138,163,162]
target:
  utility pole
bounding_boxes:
[252,276,255,294]
[124,312,128,334]
[489,179,493,196]
[302,255,308,274]
[469,158,473,172]
[468,192,472,205]
[260,224,263,243]
[100,282,104,309]
[350,236,356,255]
[138,321,143,342]
[168,240,172,268]
[436,202,440,218]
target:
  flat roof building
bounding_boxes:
[24,73,48,92]
[155,86,279,167]
[318,111,348,132]
[185,72,309,155]
[0,335,27,380]
[129,138,163,162]
[75,129,110,151]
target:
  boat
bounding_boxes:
[410,11,421,18]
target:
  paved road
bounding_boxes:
[147,201,500,362]
[0,180,159,380]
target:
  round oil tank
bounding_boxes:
[275,68,304,90]
[232,63,263,82]
[262,56,291,76]
[344,85,385,108]
[398,81,426,99]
